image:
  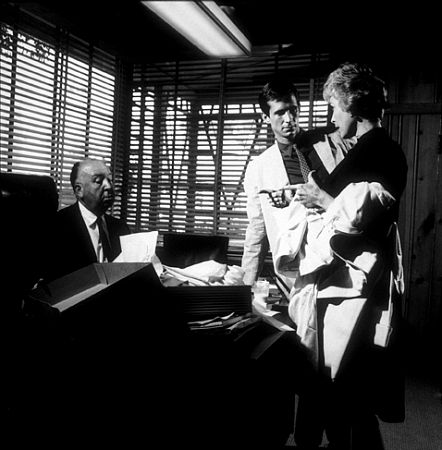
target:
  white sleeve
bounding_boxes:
[241,160,268,285]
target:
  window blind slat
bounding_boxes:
[129,52,330,246]
[1,17,120,211]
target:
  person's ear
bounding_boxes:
[74,183,83,198]
[262,112,271,124]
[350,111,362,122]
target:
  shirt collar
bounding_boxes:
[78,201,99,228]
[277,140,294,157]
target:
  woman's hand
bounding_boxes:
[293,172,333,211]
[259,172,334,210]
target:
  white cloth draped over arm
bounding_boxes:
[274,182,400,376]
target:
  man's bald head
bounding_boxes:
[70,158,114,216]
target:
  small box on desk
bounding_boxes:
[165,284,252,321]
[27,262,187,347]
[30,262,161,313]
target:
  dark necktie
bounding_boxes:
[97,216,112,262]
[280,144,303,184]
[294,147,310,182]
[281,145,311,184]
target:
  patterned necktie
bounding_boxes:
[97,216,112,262]
[294,146,310,182]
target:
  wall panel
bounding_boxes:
[385,100,441,364]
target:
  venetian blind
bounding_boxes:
[130,50,330,248]
[0,11,125,212]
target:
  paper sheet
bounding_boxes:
[115,231,158,263]
[162,261,245,287]
[252,295,295,332]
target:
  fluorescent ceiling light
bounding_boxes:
[142,1,251,57]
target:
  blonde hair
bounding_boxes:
[323,62,389,121]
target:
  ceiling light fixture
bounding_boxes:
[142,1,251,57]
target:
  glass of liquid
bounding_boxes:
[252,278,270,302]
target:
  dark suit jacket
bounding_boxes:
[321,127,407,203]
[44,202,131,281]
[296,126,345,184]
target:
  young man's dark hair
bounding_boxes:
[258,77,300,116]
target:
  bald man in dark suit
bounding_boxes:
[44,158,130,281]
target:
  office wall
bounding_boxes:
[383,68,441,366]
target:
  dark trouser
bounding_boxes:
[292,352,329,448]
[325,403,384,449]
[295,393,327,448]
[294,377,385,450]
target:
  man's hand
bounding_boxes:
[259,172,334,210]
[259,185,297,208]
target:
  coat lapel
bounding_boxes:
[72,202,98,262]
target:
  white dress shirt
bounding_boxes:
[78,201,107,262]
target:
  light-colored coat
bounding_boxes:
[241,132,349,288]
[273,182,404,379]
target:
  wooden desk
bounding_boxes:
[180,320,300,447]
[12,278,301,447]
